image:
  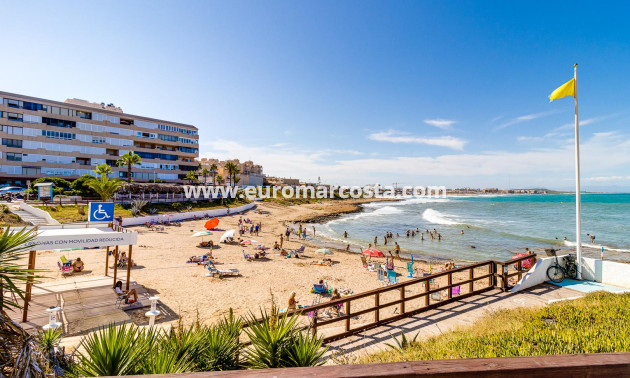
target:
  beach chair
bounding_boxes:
[451,286,461,296]
[60,255,73,266]
[312,284,328,294]
[386,260,395,271]
[57,261,73,277]
[407,262,415,278]
[387,270,397,285]
[290,245,305,254]
[243,250,254,262]
[377,267,385,282]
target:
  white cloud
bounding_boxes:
[424,119,457,129]
[584,176,630,182]
[494,110,560,131]
[199,131,630,187]
[368,130,467,150]
[517,136,544,142]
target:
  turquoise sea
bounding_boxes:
[317,194,630,263]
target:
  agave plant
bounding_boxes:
[130,199,149,216]
[243,309,301,369]
[385,331,420,353]
[284,331,327,367]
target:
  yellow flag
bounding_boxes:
[549,78,575,102]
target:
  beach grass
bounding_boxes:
[35,204,133,223]
[0,204,28,226]
[360,291,630,363]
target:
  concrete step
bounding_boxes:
[7,205,56,226]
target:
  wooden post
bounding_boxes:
[345,301,351,332]
[424,280,429,307]
[469,267,474,293]
[517,261,523,282]
[488,263,493,287]
[105,247,110,276]
[22,250,36,322]
[312,314,318,336]
[400,286,405,314]
[374,293,380,322]
[447,272,453,299]
[112,246,119,287]
[126,245,133,291]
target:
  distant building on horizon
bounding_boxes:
[0,91,199,185]
[198,158,264,186]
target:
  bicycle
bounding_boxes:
[545,248,577,283]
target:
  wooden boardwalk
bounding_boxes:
[10,275,151,335]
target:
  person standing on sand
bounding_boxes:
[280,234,284,248]
[394,242,401,260]
[312,226,316,236]
[374,236,378,245]
[384,237,388,246]
[299,224,303,235]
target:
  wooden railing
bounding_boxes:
[243,254,535,344]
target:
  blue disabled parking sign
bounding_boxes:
[88,202,115,222]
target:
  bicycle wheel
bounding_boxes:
[546,265,564,283]
[566,265,577,279]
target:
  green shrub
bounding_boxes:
[71,174,99,197]
[171,202,183,212]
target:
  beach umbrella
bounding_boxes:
[240,239,258,245]
[512,253,534,269]
[362,248,385,258]
[220,229,236,243]
[191,231,213,237]
[205,218,220,230]
[316,248,333,255]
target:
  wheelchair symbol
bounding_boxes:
[92,204,110,221]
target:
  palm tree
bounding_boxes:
[94,163,112,179]
[87,176,125,202]
[215,174,224,185]
[116,152,142,183]
[185,171,198,185]
[200,168,210,185]
[224,161,240,187]
[210,163,218,185]
[0,227,40,311]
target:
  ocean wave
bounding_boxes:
[330,205,403,223]
[563,240,630,253]
[361,197,450,209]
[422,209,460,225]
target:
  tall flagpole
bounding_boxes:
[574,63,582,280]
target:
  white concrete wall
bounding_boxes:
[511,256,557,292]
[121,202,256,226]
[512,255,630,292]
[19,201,61,225]
[581,257,630,289]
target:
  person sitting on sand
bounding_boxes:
[329,288,342,316]
[273,241,280,250]
[72,257,84,272]
[114,280,138,304]
[189,253,212,263]
[119,252,135,267]
[288,292,298,311]
[280,249,288,256]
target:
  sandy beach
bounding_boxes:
[24,199,498,331]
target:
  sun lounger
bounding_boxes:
[206,263,240,278]
[407,262,415,277]
[377,267,385,281]
[290,245,305,254]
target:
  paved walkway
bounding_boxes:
[323,283,585,359]
[7,203,57,226]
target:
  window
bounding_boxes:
[179,147,198,153]
[7,99,20,108]
[158,134,178,142]
[42,117,76,128]
[23,101,46,111]
[1,125,23,135]
[2,138,22,148]
[41,130,76,140]
[6,152,22,161]
[92,136,106,144]
[7,113,23,122]
[106,159,117,166]
[76,111,91,119]
[22,167,41,176]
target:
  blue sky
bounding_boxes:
[2,1,630,190]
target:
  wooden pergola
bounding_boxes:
[20,224,138,322]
